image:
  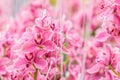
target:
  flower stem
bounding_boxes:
[108,65,120,77]
[33,64,38,80]
[34,68,38,80]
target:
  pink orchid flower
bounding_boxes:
[87,44,120,80]
[14,50,47,70]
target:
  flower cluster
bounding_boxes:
[0,0,120,80]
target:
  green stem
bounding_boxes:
[34,68,38,80]
[108,65,120,77]
[33,64,38,80]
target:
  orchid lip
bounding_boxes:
[25,52,34,61]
